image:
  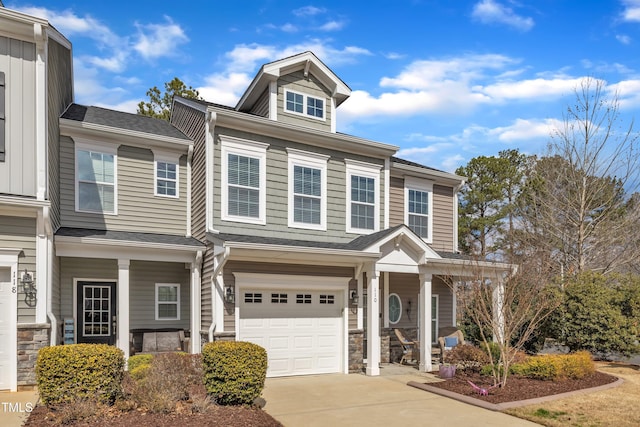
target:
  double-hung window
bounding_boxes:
[345,160,380,234]
[76,142,117,214]
[287,148,328,230]
[405,177,433,242]
[156,161,178,197]
[221,137,269,225]
[284,89,325,120]
[155,283,180,320]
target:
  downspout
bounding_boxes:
[186,144,194,237]
[208,246,230,342]
[43,207,57,346]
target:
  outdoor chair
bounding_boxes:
[437,327,464,363]
[394,328,419,365]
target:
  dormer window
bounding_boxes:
[285,89,325,120]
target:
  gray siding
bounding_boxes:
[129,260,190,330]
[277,70,332,132]
[248,88,269,118]
[389,176,404,227]
[432,184,455,252]
[0,216,37,323]
[59,137,188,234]
[47,40,73,231]
[222,261,353,332]
[213,127,386,241]
[59,257,117,321]
[51,250,61,336]
[0,37,36,196]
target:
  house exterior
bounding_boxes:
[0,6,512,391]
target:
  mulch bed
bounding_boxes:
[426,369,618,404]
[23,404,283,427]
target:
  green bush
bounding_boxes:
[128,354,154,372]
[481,341,501,363]
[36,344,124,405]
[444,344,489,372]
[202,341,267,406]
[510,351,594,380]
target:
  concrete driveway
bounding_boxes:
[262,368,540,427]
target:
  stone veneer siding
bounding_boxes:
[348,329,364,372]
[382,327,419,364]
[17,324,50,387]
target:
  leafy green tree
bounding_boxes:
[137,77,203,121]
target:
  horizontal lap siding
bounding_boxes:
[222,261,354,332]
[277,71,332,132]
[0,216,36,322]
[213,127,385,242]
[0,37,36,196]
[389,177,404,227]
[432,185,455,252]
[59,137,188,234]
[129,261,190,330]
[433,276,454,330]
[59,257,117,322]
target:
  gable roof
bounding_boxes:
[236,51,351,113]
[61,103,190,141]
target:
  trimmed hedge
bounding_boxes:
[202,341,267,405]
[36,344,124,405]
[127,354,154,372]
[511,351,595,380]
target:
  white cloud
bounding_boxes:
[198,72,253,107]
[486,118,561,142]
[471,0,534,31]
[133,16,189,60]
[318,20,346,31]
[621,0,640,22]
[616,34,632,44]
[480,77,585,100]
[293,6,326,17]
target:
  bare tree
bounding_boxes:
[524,77,640,274]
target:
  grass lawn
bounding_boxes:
[505,362,639,427]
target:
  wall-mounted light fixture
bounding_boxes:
[224,286,235,304]
[21,269,37,307]
[406,299,412,320]
[350,290,359,306]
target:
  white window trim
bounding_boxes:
[404,176,434,243]
[287,148,329,231]
[345,159,381,234]
[388,292,402,325]
[155,283,180,321]
[284,88,326,121]
[153,150,180,199]
[74,139,118,215]
[220,136,269,225]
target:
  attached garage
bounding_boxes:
[234,273,350,377]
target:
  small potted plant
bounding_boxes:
[439,363,456,379]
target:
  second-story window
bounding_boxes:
[405,177,433,242]
[76,143,117,214]
[284,89,325,120]
[221,137,269,225]
[345,160,380,234]
[287,148,328,230]
[156,161,178,197]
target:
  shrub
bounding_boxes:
[128,354,154,372]
[510,351,595,380]
[444,344,489,372]
[36,344,124,405]
[127,352,203,413]
[202,341,267,406]
[481,341,501,363]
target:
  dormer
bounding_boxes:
[235,51,351,133]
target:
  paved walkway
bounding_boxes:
[0,389,39,427]
[262,366,540,427]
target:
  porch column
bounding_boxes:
[190,251,203,353]
[492,278,505,344]
[365,267,380,376]
[117,259,130,360]
[418,271,433,372]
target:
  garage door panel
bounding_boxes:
[239,288,343,377]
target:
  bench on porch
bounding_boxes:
[129,328,190,355]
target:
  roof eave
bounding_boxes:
[392,161,465,186]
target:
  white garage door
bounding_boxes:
[0,268,17,391]
[239,289,343,377]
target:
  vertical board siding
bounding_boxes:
[221,261,353,332]
[389,176,404,227]
[59,138,188,233]
[170,102,206,240]
[0,216,36,322]
[47,40,73,231]
[0,37,36,196]
[213,127,385,242]
[276,70,332,132]
[248,88,269,117]
[129,260,190,330]
[432,184,454,252]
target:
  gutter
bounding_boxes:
[208,247,230,342]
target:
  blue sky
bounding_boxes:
[8,1,640,172]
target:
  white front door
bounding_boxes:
[239,289,343,377]
[0,268,17,391]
